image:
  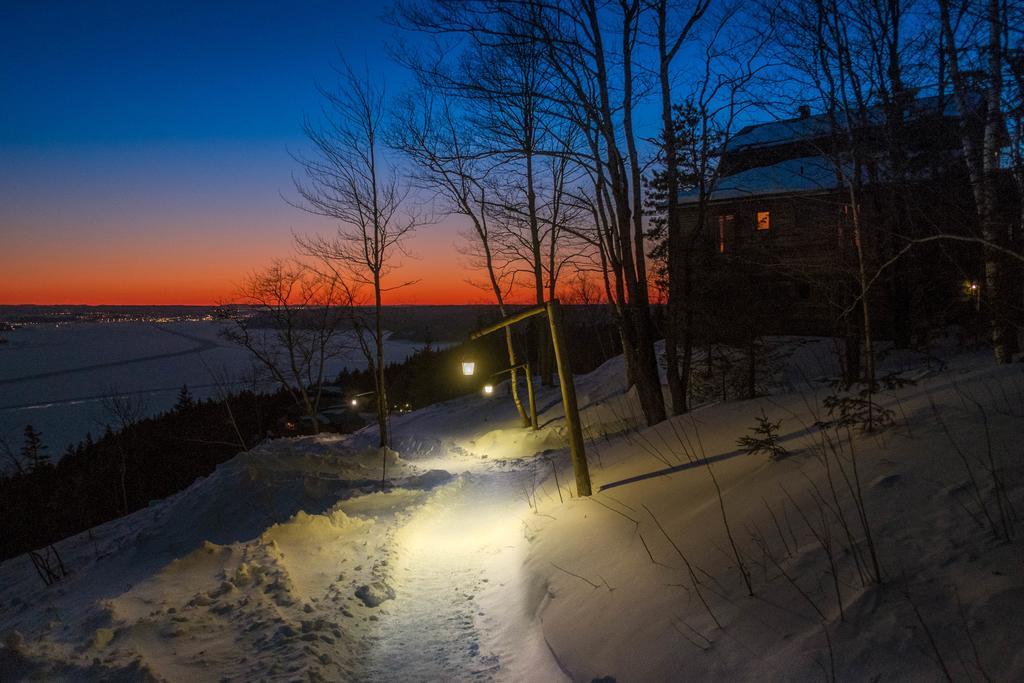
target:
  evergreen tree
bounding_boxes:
[644,100,711,277]
[644,100,726,413]
[21,424,49,470]
[175,384,195,411]
[736,410,789,460]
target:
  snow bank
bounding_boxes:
[2,332,1022,681]
[525,343,1024,681]
[0,435,450,681]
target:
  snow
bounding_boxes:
[525,339,1024,680]
[677,149,965,205]
[0,321,433,455]
[725,93,971,153]
[2,333,1024,681]
[728,116,837,153]
[678,155,843,204]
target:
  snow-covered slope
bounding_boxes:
[529,339,1024,681]
[2,335,1023,681]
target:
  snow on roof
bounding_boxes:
[678,155,844,204]
[726,117,836,153]
[726,93,970,153]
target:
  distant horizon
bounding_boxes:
[0,300,568,309]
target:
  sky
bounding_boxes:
[0,0,483,305]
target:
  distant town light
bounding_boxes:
[483,384,494,395]
[351,398,358,407]
[462,361,476,376]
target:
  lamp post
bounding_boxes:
[483,362,538,430]
[348,390,376,409]
[468,299,591,496]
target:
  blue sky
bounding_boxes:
[0,0,721,304]
[1,1,405,146]
[0,1,480,304]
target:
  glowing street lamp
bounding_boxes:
[462,361,476,376]
[482,362,537,430]
[963,280,981,311]
[348,391,375,410]
[468,299,591,496]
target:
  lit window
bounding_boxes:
[718,215,735,253]
[756,210,771,231]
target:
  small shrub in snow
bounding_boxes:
[28,544,68,587]
[820,390,895,432]
[736,410,789,460]
[818,373,914,432]
[678,341,788,405]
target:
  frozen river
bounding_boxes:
[0,321,428,455]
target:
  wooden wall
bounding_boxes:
[678,192,886,337]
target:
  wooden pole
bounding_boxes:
[546,299,592,496]
[469,304,548,340]
[468,301,592,496]
[524,361,538,430]
[490,362,538,430]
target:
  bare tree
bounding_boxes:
[541,146,591,306]
[100,389,147,433]
[769,0,895,386]
[99,386,147,514]
[571,122,635,379]
[392,0,671,424]
[939,0,1020,363]
[766,0,1021,375]
[652,0,711,415]
[393,89,534,425]
[392,11,584,385]
[1007,1,1024,277]
[648,0,766,413]
[475,28,559,384]
[524,0,668,425]
[221,259,353,434]
[291,62,423,448]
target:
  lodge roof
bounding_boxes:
[677,155,848,205]
[677,91,977,206]
[725,93,968,153]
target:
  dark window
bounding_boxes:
[718,214,735,253]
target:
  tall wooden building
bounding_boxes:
[677,94,983,343]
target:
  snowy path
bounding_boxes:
[355,468,568,682]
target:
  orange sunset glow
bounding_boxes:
[0,229,489,306]
[0,188,566,304]
[0,0,512,310]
